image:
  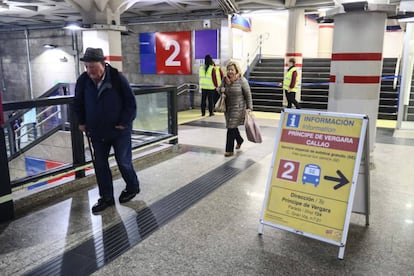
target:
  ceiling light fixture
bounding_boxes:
[63,22,83,30]
[43,44,57,49]
[0,3,9,11]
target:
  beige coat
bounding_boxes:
[223,77,253,129]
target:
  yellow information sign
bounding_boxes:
[259,110,368,248]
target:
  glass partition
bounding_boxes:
[2,84,177,190]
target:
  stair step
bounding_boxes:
[253,105,284,113]
[249,57,401,121]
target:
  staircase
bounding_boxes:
[248,58,284,112]
[378,58,399,120]
[300,58,330,110]
[248,57,400,121]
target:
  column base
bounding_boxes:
[0,200,14,222]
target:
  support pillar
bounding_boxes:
[69,0,125,71]
[0,127,14,222]
[82,29,123,71]
[328,11,388,149]
[285,8,305,104]
[317,23,334,58]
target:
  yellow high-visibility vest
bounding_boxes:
[214,66,222,87]
[283,67,300,92]
[199,65,222,90]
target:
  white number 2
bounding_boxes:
[281,162,295,180]
[165,40,181,66]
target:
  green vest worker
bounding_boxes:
[199,54,223,116]
[283,58,301,109]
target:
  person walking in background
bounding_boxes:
[199,54,223,116]
[74,47,140,213]
[283,58,301,109]
[8,111,22,152]
[220,61,253,157]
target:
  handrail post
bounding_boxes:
[168,87,178,145]
[69,103,85,179]
[0,126,14,222]
[259,34,263,63]
[246,53,250,78]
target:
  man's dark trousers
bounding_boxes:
[92,130,140,200]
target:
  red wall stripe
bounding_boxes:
[285,53,303,57]
[331,53,382,61]
[106,56,122,61]
[284,63,303,67]
[330,75,380,84]
[344,76,380,84]
[319,25,334,29]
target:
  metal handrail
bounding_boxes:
[36,105,55,119]
[36,108,61,128]
[15,108,61,141]
[394,55,401,90]
[177,83,198,96]
[246,33,270,77]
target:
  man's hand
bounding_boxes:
[79,124,86,132]
[115,125,126,130]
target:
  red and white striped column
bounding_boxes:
[285,8,305,103]
[328,11,387,149]
[82,29,123,71]
[317,23,334,58]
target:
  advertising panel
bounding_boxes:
[194,29,218,59]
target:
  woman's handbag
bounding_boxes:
[244,111,262,143]
[215,93,226,113]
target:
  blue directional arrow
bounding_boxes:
[324,170,349,190]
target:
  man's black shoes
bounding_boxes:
[92,198,115,213]
[119,189,140,203]
[92,189,140,213]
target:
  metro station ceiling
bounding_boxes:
[0,0,404,30]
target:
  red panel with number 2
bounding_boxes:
[155,31,191,74]
[276,159,300,182]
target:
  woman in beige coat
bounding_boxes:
[221,61,253,157]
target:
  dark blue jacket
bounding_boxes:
[73,64,136,140]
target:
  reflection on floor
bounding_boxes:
[0,111,413,276]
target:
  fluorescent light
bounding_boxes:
[318,7,332,12]
[398,17,414,23]
[63,22,83,30]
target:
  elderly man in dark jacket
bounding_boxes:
[74,47,140,213]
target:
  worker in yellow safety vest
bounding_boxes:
[199,54,223,116]
[283,58,301,109]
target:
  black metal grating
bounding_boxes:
[24,157,255,276]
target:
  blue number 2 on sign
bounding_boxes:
[286,114,300,128]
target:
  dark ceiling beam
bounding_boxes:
[217,0,239,14]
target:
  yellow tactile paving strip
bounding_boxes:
[178,109,397,129]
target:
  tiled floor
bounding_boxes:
[1,112,414,276]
